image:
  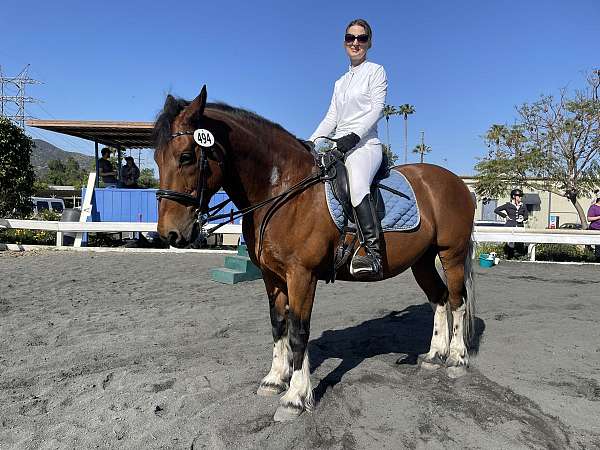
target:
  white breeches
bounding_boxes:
[345,142,383,207]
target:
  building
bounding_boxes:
[462,177,597,229]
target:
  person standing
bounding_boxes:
[120,156,140,188]
[587,193,600,261]
[494,188,529,258]
[309,18,387,280]
[98,147,118,187]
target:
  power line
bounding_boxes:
[0,64,41,128]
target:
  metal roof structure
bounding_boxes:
[26,119,155,149]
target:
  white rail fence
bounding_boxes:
[0,219,242,248]
[2,221,599,260]
[473,226,600,261]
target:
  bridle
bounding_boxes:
[155,130,229,230]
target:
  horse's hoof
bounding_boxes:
[419,354,445,370]
[257,383,286,397]
[446,365,468,379]
[273,404,303,422]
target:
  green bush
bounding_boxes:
[0,210,60,245]
[535,243,596,262]
[86,233,124,247]
[475,241,597,262]
[475,242,506,257]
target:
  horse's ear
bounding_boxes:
[182,85,207,125]
[162,94,178,113]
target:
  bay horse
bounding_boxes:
[153,86,476,421]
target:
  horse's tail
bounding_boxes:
[463,235,476,349]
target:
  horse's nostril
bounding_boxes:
[168,230,180,246]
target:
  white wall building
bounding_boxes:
[462,177,597,229]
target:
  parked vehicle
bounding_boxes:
[558,223,582,230]
[31,197,65,215]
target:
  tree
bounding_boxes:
[42,157,87,187]
[485,124,508,156]
[0,118,35,218]
[412,143,431,163]
[398,104,415,164]
[382,104,397,152]
[138,168,159,188]
[382,144,398,167]
[475,73,600,227]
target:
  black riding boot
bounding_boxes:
[351,194,383,280]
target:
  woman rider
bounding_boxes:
[309,18,387,280]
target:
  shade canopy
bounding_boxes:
[524,193,541,205]
[27,119,155,149]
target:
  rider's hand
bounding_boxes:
[336,133,360,154]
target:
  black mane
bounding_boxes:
[153,97,295,150]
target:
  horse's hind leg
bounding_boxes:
[411,248,450,368]
[274,268,317,421]
[257,275,292,396]
[439,245,472,375]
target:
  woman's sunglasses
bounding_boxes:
[344,33,369,44]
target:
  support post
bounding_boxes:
[117,146,123,185]
[528,243,536,261]
[75,172,97,247]
[94,141,99,188]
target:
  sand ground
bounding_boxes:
[1,250,599,449]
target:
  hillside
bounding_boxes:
[31,139,95,176]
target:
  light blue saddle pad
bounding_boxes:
[325,169,420,232]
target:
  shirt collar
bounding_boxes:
[348,59,368,74]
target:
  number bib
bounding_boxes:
[193,129,215,147]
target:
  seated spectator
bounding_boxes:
[120,156,140,188]
[98,147,118,187]
[587,193,600,261]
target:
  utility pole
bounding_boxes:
[0,64,41,128]
[420,131,425,163]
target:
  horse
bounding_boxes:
[153,86,476,422]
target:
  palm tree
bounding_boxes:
[412,143,431,163]
[398,104,416,164]
[382,104,397,153]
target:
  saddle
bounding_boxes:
[301,139,389,225]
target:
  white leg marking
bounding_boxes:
[279,351,313,412]
[258,336,291,395]
[424,302,449,361]
[447,304,468,367]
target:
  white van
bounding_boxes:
[31,197,65,215]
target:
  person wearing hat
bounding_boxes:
[98,147,118,186]
[494,188,529,258]
[587,192,600,261]
[494,188,529,227]
[120,156,140,188]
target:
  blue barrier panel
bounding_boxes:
[82,188,159,222]
[80,188,238,224]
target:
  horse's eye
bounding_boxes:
[179,152,195,166]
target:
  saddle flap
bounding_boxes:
[329,158,354,221]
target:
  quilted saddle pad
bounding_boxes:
[325,169,420,232]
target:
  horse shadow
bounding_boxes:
[309,303,485,403]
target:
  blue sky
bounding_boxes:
[1,0,598,175]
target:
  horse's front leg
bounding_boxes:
[274,268,317,421]
[257,277,292,396]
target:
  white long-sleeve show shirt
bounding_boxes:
[310,60,387,145]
